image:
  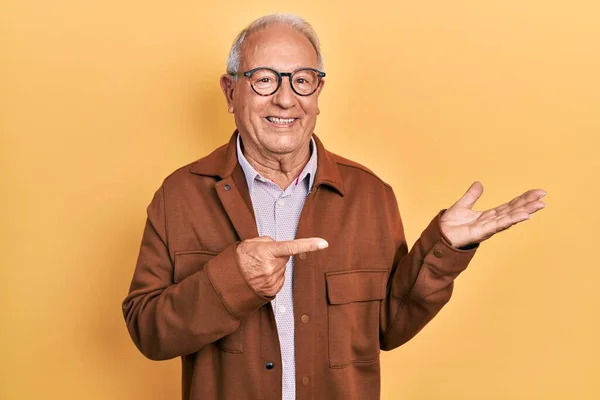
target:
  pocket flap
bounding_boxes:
[326,269,388,305]
[173,250,219,283]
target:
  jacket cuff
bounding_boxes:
[205,243,272,319]
[419,210,478,277]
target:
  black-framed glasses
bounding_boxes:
[231,67,326,97]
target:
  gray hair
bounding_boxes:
[226,13,324,76]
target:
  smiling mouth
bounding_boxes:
[265,116,297,125]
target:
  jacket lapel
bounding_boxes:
[191,132,258,241]
[215,166,258,241]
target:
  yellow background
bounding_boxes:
[2,0,599,399]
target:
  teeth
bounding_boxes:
[267,117,295,124]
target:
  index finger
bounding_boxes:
[269,238,329,258]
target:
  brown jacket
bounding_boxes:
[122,133,477,400]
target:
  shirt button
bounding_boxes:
[433,249,443,258]
[277,199,285,206]
[278,305,286,313]
[300,314,310,323]
[265,362,275,370]
[302,376,310,385]
[298,253,307,261]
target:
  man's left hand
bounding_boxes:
[440,181,546,249]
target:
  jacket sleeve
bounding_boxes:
[379,188,478,351]
[122,185,270,361]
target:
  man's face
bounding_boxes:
[221,24,324,157]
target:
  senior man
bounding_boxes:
[123,13,546,400]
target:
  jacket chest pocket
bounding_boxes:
[325,269,388,368]
[174,250,245,354]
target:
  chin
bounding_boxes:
[265,140,300,155]
[261,133,305,155]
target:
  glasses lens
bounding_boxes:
[292,69,320,95]
[249,68,279,95]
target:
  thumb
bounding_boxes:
[270,237,329,258]
[453,181,484,210]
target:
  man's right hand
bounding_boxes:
[236,237,329,298]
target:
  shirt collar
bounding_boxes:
[236,133,318,194]
[190,131,344,197]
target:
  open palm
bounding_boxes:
[440,182,546,249]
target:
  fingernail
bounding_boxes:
[539,192,547,199]
[317,239,329,249]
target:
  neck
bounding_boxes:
[243,142,311,190]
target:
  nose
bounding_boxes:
[272,77,297,109]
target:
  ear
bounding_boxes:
[315,79,325,115]
[220,74,235,114]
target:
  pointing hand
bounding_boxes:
[236,237,329,297]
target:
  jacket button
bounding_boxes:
[301,376,310,385]
[224,184,231,191]
[265,362,274,370]
[298,253,307,261]
[433,249,443,258]
[300,314,310,323]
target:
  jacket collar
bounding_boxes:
[190,131,345,196]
